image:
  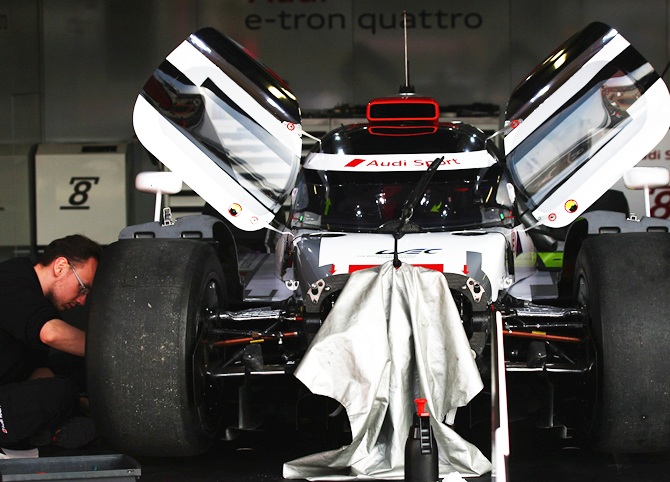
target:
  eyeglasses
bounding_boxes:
[69,263,90,296]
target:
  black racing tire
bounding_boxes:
[574,233,670,452]
[87,239,227,456]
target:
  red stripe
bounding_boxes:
[348,264,444,273]
[348,264,378,272]
[344,158,366,167]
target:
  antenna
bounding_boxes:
[400,10,415,94]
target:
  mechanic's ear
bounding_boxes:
[53,256,69,278]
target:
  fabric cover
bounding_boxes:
[283,261,491,480]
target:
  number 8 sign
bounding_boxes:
[61,177,100,210]
[35,144,127,245]
[651,188,670,219]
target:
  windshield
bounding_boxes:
[290,124,512,232]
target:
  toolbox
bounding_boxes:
[0,454,140,481]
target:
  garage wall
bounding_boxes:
[0,0,668,143]
[0,1,41,143]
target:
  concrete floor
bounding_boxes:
[24,412,669,481]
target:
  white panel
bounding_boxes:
[133,95,275,231]
[612,128,670,219]
[35,143,127,245]
[0,144,32,247]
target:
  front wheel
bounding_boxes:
[574,233,670,452]
[87,239,227,456]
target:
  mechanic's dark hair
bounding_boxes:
[38,234,103,266]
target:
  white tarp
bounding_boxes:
[283,261,492,480]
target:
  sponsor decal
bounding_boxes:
[243,9,484,35]
[565,199,578,213]
[228,203,242,217]
[547,213,557,222]
[305,151,495,172]
[346,158,460,169]
[326,247,443,274]
[341,248,443,272]
[344,158,366,168]
[318,232,499,278]
[375,248,442,255]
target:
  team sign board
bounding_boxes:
[612,130,670,219]
[207,0,510,110]
[35,144,127,246]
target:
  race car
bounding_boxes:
[86,21,670,475]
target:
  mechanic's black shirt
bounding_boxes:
[0,257,59,385]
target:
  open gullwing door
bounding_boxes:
[133,28,302,231]
[504,22,670,228]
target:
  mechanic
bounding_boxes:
[0,234,102,453]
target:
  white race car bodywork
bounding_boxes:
[283,227,536,306]
[125,21,670,477]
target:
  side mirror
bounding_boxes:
[135,171,183,222]
[623,167,670,217]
